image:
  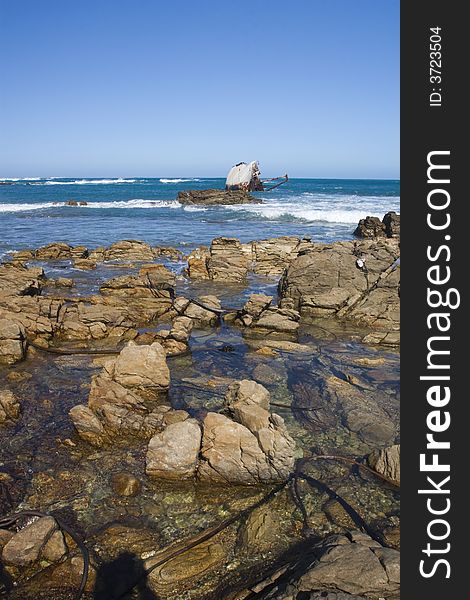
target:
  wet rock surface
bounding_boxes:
[0,236,400,600]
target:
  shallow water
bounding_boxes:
[0,254,399,599]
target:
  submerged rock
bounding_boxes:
[0,389,21,424]
[110,471,142,497]
[1,516,66,567]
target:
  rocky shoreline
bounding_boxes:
[0,218,400,600]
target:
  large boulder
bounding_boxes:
[198,380,295,484]
[207,237,250,282]
[70,342,175,446]
[279,239,400,344]
[146,419,201,479]
[177,189,260,205]
[251,237,314,275]
[247,533,400,600]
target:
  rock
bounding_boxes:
[367,444,400,485]
[298,539,399,597]
[354,212,400,239]
[252,363,286,385]
[146,419,201,479]
[251,237,314,275]
[0,262,45,296]
[55,277,74,287]
[66,200,78,206]
[177,189,260,205]
[225,379,271,411]
[318,375,396,446]
[105,240,156,261]
[100,266,175,299]
[147,539,226,588]
[73,258,97,270]
[0,319,27,365]
[110,471,142,497]
[253,309,300,334]
[279,239,400,343]
[70,342,173,445]
[183,296,221,326]
[238,504,277,551]
[251,534,400,599]
[235,294,300,338]
[36,242,86,260]
[69,405,108,446]
[383,211,400,237]
[0,389,20,424]
[354,216,386,238]
[110,341,170,396]
[207,238,250,282]
[42,530,68,562]
[153,246,183,261]
[2,516,58,566]
[199,380,295,484]
[0,530,14,550]
[186,247,210,279]
[242,294,273,317]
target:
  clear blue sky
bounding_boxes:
[0,0,399,179]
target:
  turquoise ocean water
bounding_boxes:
[0,177,399,256]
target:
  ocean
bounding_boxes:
[0,177,400,256]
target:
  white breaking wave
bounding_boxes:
[183,205,208,212]
[0,177,42,181]
[0,199,181,213]
[159,178,200,183]
[41,178,137,185]
[0,202,58,213]
[225,195,400,224]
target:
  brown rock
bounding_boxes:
[207,238,249,282]
[367,444,400,485]
[0,319,27,365]
[110,472,142,497]
[146,419,202,479]
[0,389,21,423]
[2,516,58,566]
[177,189,260,205]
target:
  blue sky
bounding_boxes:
[0,0,399,179]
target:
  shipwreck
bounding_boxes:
[225,161,288,192]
